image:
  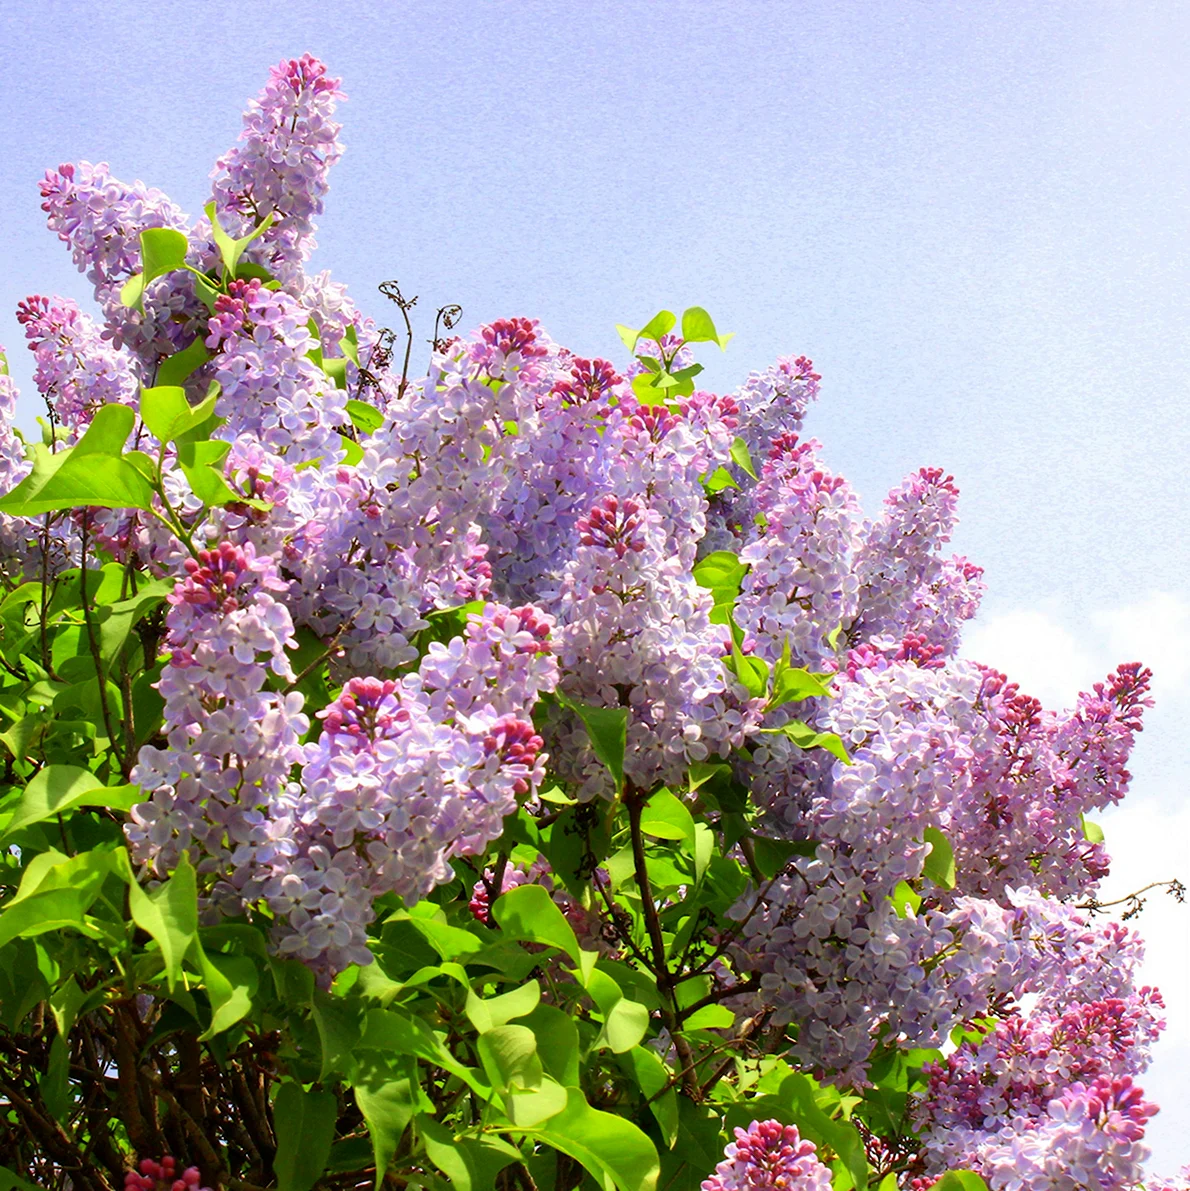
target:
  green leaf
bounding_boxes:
[492,884,581,963]
[196,945,258,1039]
[2,765,140,838]
[682,1004,734,1030]
[38,1034,72,1122]
[692,552,750,626]
[777,1073,867,1191]
[140,385,219,444]
[98,580,173,663]
[702,466,738,495]
[128,852,198,992]
[616,324,641,353]
[478,1026,567,1126]
[751,836,818,880]
[354,1073,418,1190]
[585,968,649,1054]
[640,789,695,846]
[728,437,757,479]
[49,976,88,1037]
[75,402,137,456]
[889,879,922,918]
[418,1117,521,1191]
[1081,814,1105,844]
[273,1081,337,1191]
[558,695,627,791]
[758,719,850,764]
[345,399,384,436]
[632,372,669,405]
[0,1165,40,1191]
[156,337,212,387]
[477,1024,542,1091]
[121,227,191,309]
[359,1007,489,1098]
[0,888,94,949]
[521,1005,580,1088]
[635,310,676,350]
[206,201,275,280]
[933,1175,990,1191]
[681,307,734,350]
[339,434,364,466]
[515,1088,659,1191]
[465,980,541,1033]
[728,632,769,699]
[176,439,242,508]
[693,822,714,883]
[0,408,153,515]
[628,1046,678,1148]
[923,826,957,890]
[142,227,190,283]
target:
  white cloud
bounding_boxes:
[963,591,1190,709]
[963,608,1099,708]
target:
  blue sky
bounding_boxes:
[1,0,1187,1172]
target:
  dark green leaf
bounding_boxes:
[521,1005,580,1088]
[273,1081,337,1191]
[354,1072,418,1190]
[419,1117,520,1191]
[628,1046,679,1149]
[776,1073,868,1191]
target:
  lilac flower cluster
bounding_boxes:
[205,276,348,464]
[734,644,1155,1080]
[209,54,345,282]
[127,543,308,910]
[922,1075,1158,1191]
[0,348,38,584]
[266,604,558,976]
[919,989,1164,1177]
[39,160,195,364]
[700,1120,832,1191]
[16,295,137,432]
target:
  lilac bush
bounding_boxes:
[0,53,1181,1191]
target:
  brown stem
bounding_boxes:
[111,1001,155,1157]
[676,975,761,1024]
[625,784,701,1098]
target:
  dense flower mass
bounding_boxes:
[1,52,1178,1191]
